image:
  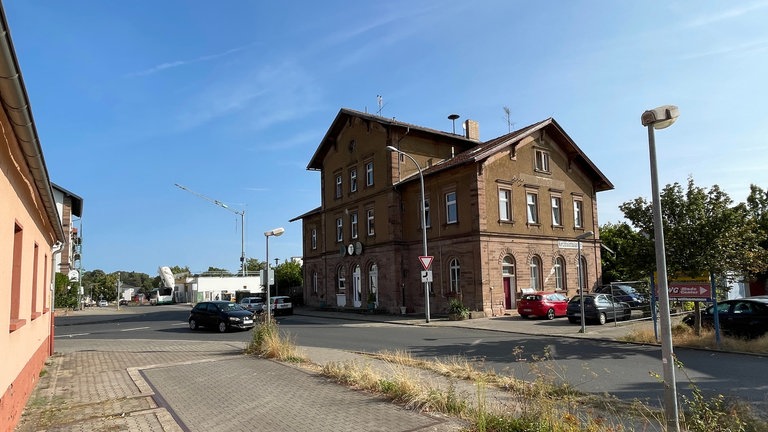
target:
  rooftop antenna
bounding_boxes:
[448,114,460,134]
[376,95,385,116]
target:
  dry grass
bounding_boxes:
[245,320,306,362]
[620,322,768,354]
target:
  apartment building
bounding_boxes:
[291,108,613,317]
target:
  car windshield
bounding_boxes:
[217,303,244,312]
[522,295,542,301]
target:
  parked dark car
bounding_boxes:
[566,294,631,325]
[188,301,256,333]
[593,284,647,308]
[682,297,768,339]
[517,292,568,320]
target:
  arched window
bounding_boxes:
[579,256,588,292]
[530,256,542,291]
[337,266,346,291]
[554,256,566,291]
[502,256,515,276]
[352,265,361,305]
[368,263,378,300]
[449,258,460,293]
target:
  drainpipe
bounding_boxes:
[49,241,64,355]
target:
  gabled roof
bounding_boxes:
[289,206,321,223]
[407,117,614,192]
[307,108,477,171]
[52,182,84,217]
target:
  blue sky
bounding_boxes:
[5,1,768,276]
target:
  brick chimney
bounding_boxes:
[464,119,479,141]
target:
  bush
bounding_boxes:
[448,299,469,319]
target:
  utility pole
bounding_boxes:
[175,184,247,276]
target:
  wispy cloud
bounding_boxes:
[174,61,321,132]
[127,43,254,77]
[684,1,768,28]
[682,39,768,60]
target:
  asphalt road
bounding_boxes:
[54,306,768,412]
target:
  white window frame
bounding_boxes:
[366,208,375,236]
[423,199,431,228]
[551,195,562,226]
[336,217,343,242]
[446,191,457,224]
[350,212,358,239]
[449,258,460,293]
[365,161,374,187]
[535,149,550,172]
[574,198,584,228]
[530,256,542,290]
[312,271,318,294]
[499,188,511,221]
[350,168,358,193]
[311,228,317,250]
[554,256,565,291]
[526,192,539,224]
[335,175,342,198]
[337,267,346,291]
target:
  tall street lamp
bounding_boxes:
[641,104,680,432]
[386,145,430,323]
[576,231,594,334]
[264,227,285,322]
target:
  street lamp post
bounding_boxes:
[386,145,430,323]
[175,184,247,276]
[576,231,594,334]
[642,104,680,432]
[264,227,285,322]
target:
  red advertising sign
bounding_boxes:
[668,281,712,300]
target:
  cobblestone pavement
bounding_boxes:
[14,306,662,432]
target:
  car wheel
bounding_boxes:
[189,319,198,330]
[568,317,579,324]
[598,313,607,325]
[218,321,228,333]
[623,309,631,321]
[520,314,530,319]
[546,308,555,320]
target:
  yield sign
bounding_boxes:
[419,256,434,270]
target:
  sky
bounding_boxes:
[4,1,768,276]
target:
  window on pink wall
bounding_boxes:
[32,243,40,319]
[11,223,25,331]
[43,253,49,312]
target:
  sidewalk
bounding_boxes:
[14,306,650,432]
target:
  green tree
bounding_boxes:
[54,272,77,309]
[618,178,767,280]
[599,222,654,283]
[745,184,768,280]
[245,258,266,273]
[275,260,303,295]
[201,266,233,277]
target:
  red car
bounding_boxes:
[517,292,569,320]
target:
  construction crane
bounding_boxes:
[174,183,247,276]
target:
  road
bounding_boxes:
[54,306,768,411]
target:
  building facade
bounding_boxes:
[291,109,613,317]
[0,6,67,431]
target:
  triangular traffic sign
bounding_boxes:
[419,256,434,270]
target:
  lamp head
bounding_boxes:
[386,145,398,152]
[576,231,594,240]
[264,227,285,237]
[641,105,679,130]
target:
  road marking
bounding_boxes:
[171,322,188,326]
[120,327,150,332]
[55,333,90,338]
